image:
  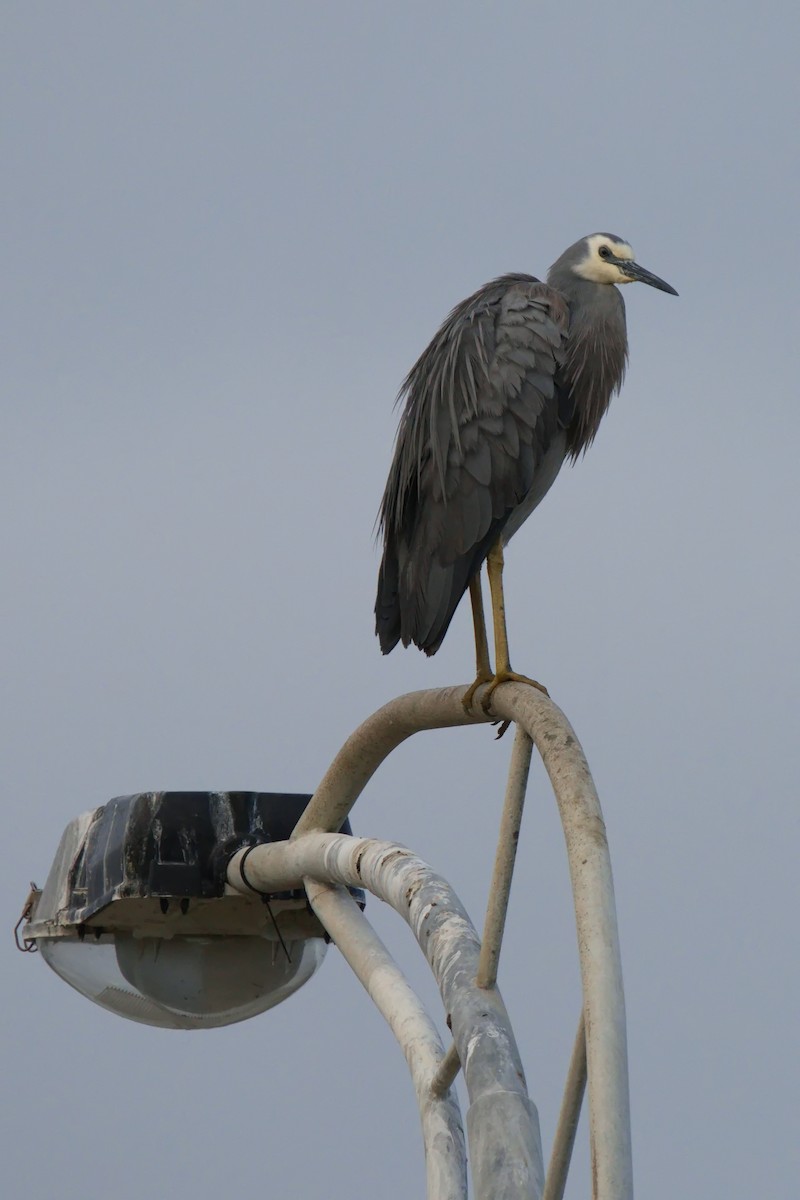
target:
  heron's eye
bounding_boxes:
[598,245,611,259]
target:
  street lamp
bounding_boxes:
[20,790,362,1030]
[18,686,634,1200]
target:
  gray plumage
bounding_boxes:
[375,233,676,658]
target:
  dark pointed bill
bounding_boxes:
[619,260,678,295]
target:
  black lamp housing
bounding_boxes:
[62,790,363,924]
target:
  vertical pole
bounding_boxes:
[543,1011,587,1200]
[477,726,533,989]
[432,725,533,1098]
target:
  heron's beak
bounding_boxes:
[619,260,678,296]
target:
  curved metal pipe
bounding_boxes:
[229,833,544,1200]
[260,682,631,1200]
[303,880,467,1200]
[290,686,486,839]
[490,686,631,1200]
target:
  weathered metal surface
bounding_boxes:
[27,893,322,941]
[269,683,631,1200]
[24,792,363,943]
[490,686,631,1200]
[429,1041,460,1099]
[305,880,467,1200]
[229,832,544,1200]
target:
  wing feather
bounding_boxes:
[376,274,570,655]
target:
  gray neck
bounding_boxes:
[547,268,626,319]
[546,271,628,459]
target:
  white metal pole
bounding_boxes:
[491,686,632,1200]
[291,686,487,840]
[303,879,467,1200]
[249,682,631,1200]
[543,1011,587,1200]
[431,724,534,1098]
[229,833,545,1200]
[477,725,533,990]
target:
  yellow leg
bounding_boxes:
[470,574,492,680]
[461,574,495,712]
[482,540,548,711]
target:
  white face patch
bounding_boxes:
[574,233,636,285]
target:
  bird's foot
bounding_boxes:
[461,668,495,713]
[462,667,549,722]
[481,669,549,714]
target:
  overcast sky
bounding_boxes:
[3,3,798,1198]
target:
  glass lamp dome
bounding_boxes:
[39,932,326,1030]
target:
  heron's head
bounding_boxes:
[553,233,678,295]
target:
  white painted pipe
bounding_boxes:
[229,833,544,1200]
[303,880,467,1200]
[543,1011,587,1200]
[242,682,631,1200]
[431,725,533,1098]
[491,686,632,1200]
[477,725,533,990]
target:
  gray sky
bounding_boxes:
[3,3,798,1197]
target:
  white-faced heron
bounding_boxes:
[375,233,677,710]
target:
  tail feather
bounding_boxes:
[375,532,498,657]
[375,551,402,654]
